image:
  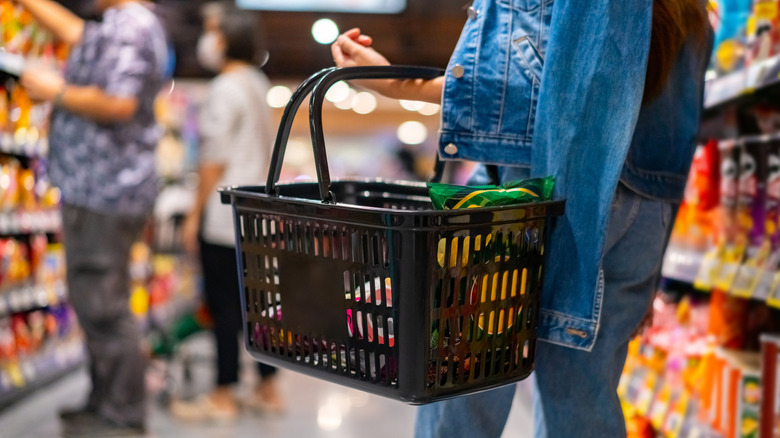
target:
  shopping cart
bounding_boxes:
[220,66,565,404]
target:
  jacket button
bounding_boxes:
[444,143,458,155]
[467,6,478,19]
[452,65,464,79]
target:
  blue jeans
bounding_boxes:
[415,165,674,438]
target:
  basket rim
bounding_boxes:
[219,177,565,218]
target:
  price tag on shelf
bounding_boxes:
[17,211,32,233]
[0,213,10,234]
[661,246,703,284]
[704,70,747,108]
[1,134,12,150]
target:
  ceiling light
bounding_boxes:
[397,121,428,145]
[418,102,441,116]
[312,19,339,45]
[352,92,377,114]
[399,99,424,111]
[335,89,357,110]
[266,85,292,108]
[326,81,350,103]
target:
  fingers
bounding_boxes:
[331,43,346,66]
[356,34,372,46]
[343,27,362,39]
[336,34,367,56]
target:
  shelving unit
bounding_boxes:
[620,50,780,438]
[0,1,81,409]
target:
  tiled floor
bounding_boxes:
[0,333,534,438]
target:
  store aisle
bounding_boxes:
[0,333,534,438]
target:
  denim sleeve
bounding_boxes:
[530,0,652,342]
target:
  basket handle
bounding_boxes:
[265,65,446,203]
[265,66,337,196]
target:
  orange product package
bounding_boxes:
[761,334,780,438]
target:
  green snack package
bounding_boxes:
[427,176,555,210]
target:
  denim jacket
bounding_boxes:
[440,0,710,350]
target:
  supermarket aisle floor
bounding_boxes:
[0,333,534,438]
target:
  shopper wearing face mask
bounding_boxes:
[14,0,169,436]
[172,2,283,421]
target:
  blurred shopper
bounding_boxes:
[173,3,283,421]
[16,0,169,436]
[331,0,712,436]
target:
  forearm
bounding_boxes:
[190,163,225,219]
[364,76,444,103]
[58,85,138,124]
[13,0,84,45]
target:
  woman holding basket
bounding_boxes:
[332,0,712,436]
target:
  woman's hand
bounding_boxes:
[331,28,388,68]
[20,67,65,103]
[330,27,444,104]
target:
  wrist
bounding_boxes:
[53,84,66,107]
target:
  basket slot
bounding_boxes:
[376,315,384,345]
[343,271,351,300]
[340,228,349,260]
[313,227,321,256]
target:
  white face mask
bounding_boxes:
[196,32,225,72]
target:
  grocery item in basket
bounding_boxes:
[427,177,554,210]
[346,277,394,346]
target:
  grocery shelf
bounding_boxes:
[703,55,780,116]
[0,133,48,159]
[0,336,84,408]
[0,281,67,318]
[661,246,780,308]
[0,210,61,235]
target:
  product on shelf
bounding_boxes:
[746,0,780,64]
[709,0,752,74]
[717,350,761,438]
[0,0,69,154]
[697,140,743,291]
[671,141,721,251]
[762,334,780,438]
[732,136,771,297]
[617,291,779,438]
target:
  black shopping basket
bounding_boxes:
[220,66,565,404]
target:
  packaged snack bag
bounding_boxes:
[698,140,742,290]
[733,136,772,297]
[427,177,554,210]
[668,142,720,279]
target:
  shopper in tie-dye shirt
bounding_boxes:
[18,0,169,435]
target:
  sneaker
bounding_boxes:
[169,394,239,423]
[61,414,146,438]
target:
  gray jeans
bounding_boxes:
[62,204,148,427]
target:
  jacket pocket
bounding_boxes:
[504,36,544,139]
[498,0,552,12]
[513,36,544,80]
